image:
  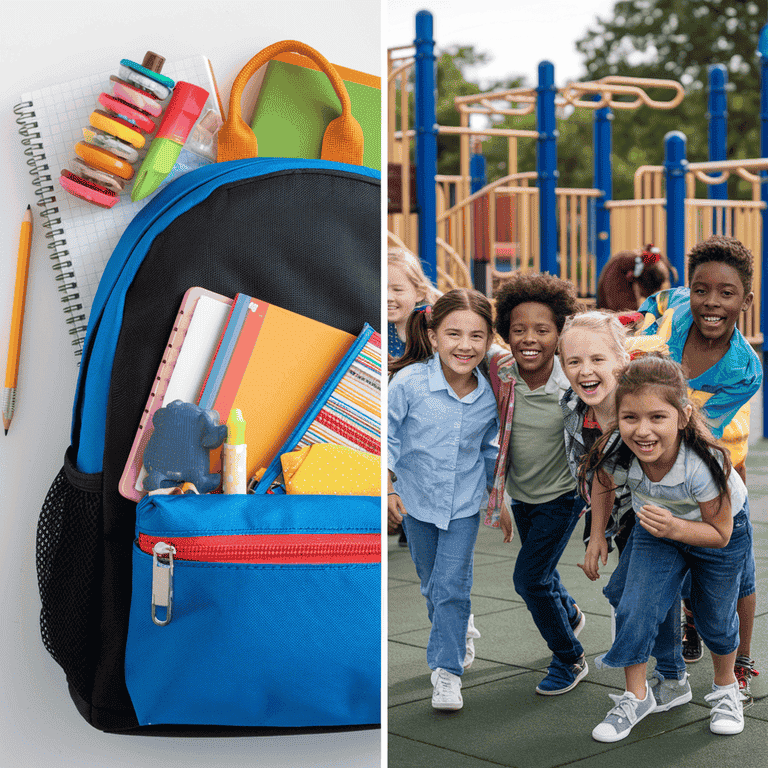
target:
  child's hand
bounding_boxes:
[500,503,514,543]
[388,492,407,531]
[578,537,608,581]
[637,504,678,539]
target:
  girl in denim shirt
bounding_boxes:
[584,354,751,742]
[388,289,499,712]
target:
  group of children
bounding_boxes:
[387,236,761,740]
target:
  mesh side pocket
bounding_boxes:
[36,448,103,701]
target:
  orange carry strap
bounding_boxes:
[217,40,364,165]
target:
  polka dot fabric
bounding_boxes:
[280,444,380,496]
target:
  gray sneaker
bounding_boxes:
[592,685,656,742]
[705,682,744,735]
[649,670,692,712]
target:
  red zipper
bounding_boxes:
[139,532,380,564]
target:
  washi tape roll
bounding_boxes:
[81,126,140,163]
[60,169,119,208]
[75,142,135,180]
[110,76,163,117]
[118,64,172,100]
[70,157,127,193]
[97,92,156,133]
[89,110,146,149]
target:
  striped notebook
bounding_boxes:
[254,324,381,493]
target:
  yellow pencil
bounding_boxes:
[3,206,33,435]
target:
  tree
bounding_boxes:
[575,0,768,200]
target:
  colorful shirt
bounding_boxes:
[637,287,762,468]
[388,353,499,530]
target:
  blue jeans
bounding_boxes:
[604,526,685,680]
[402,512,480,676]
[599,505,752,669]
[509,489,584,665]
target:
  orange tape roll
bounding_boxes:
[75,142,135,180]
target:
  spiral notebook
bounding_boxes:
[13,55,222,359]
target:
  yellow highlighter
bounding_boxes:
[222,409,247,494]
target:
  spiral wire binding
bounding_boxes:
[14,101,87,358]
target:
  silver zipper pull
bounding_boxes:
[151,541,176,626]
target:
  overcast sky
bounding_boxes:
[388,0,620,87]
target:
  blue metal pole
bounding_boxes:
[707,64,728,232]
[414,10,438,283]
[593,97,612,285]
[536,61,558,276]
[758,23,768,437]
[664,131,687,289]
[470,144,487,290]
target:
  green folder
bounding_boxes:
[249,52,380,170]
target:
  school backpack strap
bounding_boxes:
[217,40,364,165]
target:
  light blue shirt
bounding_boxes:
[388,353,500,530]
[626,441,747,521]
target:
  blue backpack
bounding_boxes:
[36,156,381,733]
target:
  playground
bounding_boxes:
[388,12,768,385]
[387,9,768,766]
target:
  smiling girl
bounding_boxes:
[387,247,442,360]
[484,272,587,695]
[560,313,689,710]
[583,354,752,741]
[636,235,762,693]
[388,289,499,711]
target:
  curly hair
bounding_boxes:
[688,235,753,295]
[494,272,580,341]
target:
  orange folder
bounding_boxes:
[207,296,355,481]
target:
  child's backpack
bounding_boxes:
[35,42,381,733]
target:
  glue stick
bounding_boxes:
[223,409,247,494]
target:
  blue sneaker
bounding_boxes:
[536,654,588,695]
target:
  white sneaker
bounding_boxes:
[463,614,481,669]
[705,682,745,735]
[592,684,656,742]
[431,667,463,710]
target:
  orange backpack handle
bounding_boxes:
[217,40,364,165]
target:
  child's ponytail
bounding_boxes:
[389,308,433,378]
[388,288,494,379]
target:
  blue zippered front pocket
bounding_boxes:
[125,493,380,727]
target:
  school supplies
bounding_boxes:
[14,55,221,359]
[250,50,381,170]
[3,206,33,435]
[222,408,247,494]
[142,400,227,494]
[280,444,380,495]
[36,39,379,732]
[61,53,174,209]
[131,82,210,201]
[255,324,380,493]
[119,287,231,501]
[204,293,356,481]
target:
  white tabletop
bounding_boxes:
[0,1,382,765]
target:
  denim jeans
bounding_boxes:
[599,503,752,669]
[603,526,685,680]
[402,512,480,676]
[509,489,584,665]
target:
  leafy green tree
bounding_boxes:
[575,0,767,199]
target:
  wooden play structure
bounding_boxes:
[387,12,768,353]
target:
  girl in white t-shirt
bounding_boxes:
[583,353,751,742]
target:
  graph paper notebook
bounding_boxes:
[14,55,221,359]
